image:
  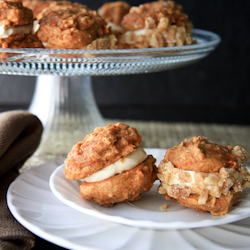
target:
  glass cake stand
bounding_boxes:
[0,28,220,169]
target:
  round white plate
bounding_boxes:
[7,152,250,250]
[49,148,250,230]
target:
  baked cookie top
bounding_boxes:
[164,136,248,173]
[34,1,90,20]
[64,123,142,180]
[121,0,191,31]
[37,7,110,49]
[0,0,33,28]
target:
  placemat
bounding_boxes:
[20,120,250,172]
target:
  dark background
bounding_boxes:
[0,0,249,124]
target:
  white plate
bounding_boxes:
[49,148,250,230]
[7,153,250,250]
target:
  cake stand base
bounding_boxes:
[23,75,105,170]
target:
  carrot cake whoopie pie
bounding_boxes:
[0,0,43,48]
[64,123,157,207]
[157,136,250,216]
[36,3,117,49]
[117,0,194,49]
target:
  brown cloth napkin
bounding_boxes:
[0,110,43,250]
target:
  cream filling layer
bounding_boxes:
[158,160,250,205]
[159,161,233,191]
[170,169,196,187]
[0,23,33,38]
[107,22,122,32]
[32,20,40,34]
[42,42,49,47]
[122,29,148,43]
[83,146,147,183]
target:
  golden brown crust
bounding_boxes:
[44,34,117,50]
[64,123,142,180]
[98,1,131,26]
[0,33,25,45]
[162,190,241,216]
[34,1,90,20]
[80,155,157,207]
[0,33,44,48]
[165,136,238,173]
[37,7,111,49]
[0,0,33,28]
[121,0,190,31]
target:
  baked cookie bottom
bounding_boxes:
[0,34,44,48]
[162,191,242,216]
[42,34,117,50]
[80,155,157,207]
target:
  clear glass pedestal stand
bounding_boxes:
[0,29,221,170]
[25,75,105,168]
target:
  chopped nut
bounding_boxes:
[157,159,250,205]
[233,146,249,162]
[159,204,168,211]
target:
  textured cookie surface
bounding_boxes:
[65,123,142,180]
[80,155,157,207]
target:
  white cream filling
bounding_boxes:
[0,23,33,38]
[159,160,250,205]
[120,29,151,45]
[170,169,196,186]
[42,42,49,47]
[133,29,148,36]
[83,146,147,183]
[160,161,240,195]
[168,167,226,190]
[124,29,148,37]
[32,20,40,34]
[107,22,122,32]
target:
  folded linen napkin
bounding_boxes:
[0,110,43,250]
